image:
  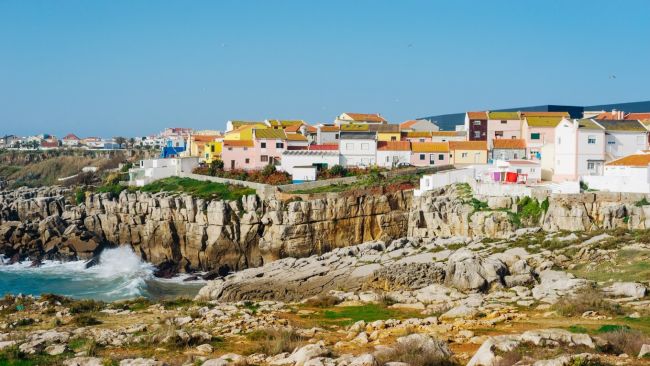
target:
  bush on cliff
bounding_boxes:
[139,177,255,200]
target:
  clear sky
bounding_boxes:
[1,0,649,137]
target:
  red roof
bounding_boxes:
[63,133,80,140]
[400,120,418,129]
[308,144,339,151]
[626,113,650,120]
[467,112,487,120]
[377,141,410,151]
[493,139,527,149]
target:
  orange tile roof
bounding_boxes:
[400,120,418,129]
[344,113,387,123]
[223,140,254,148]
[467,112,487,119]
[319,125,340,132]
[449,141,487,151]
[305,125,317,133]
[606,153,650,167]
[492,139,527,149]
[286,133,308,141]
[626,113,650,120]
[191,135,219,142]
[377,141,410,151]
[411,142,449,152]
[283,124,302,133]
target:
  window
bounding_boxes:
[335,134,339,139]
[419,154,425,160]
[438,154,444,160]
[261,142,267,148]
[587,136,596,144]
[361,143,369,150]
[608,141,616,145]
[514,153,518,159]
[228,147,233,151]
[261,155,268,162]
[461,152,468,158]
[419,138,425,142]
[473,120,481,126]
[276,142,284,149]
[501,120,507,124]
[531,133,540,140]
[474,131,481,138]
[587,162,595,170]
[495,131,504,137]
[516,169,522,174]
[245,158,250,164]
[429,154,436,164]
[386,156,390,162]
[243,147,248,151]
[391,136,397,141]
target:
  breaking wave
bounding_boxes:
[0,246,204,301]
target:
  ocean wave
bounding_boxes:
[0,246,202,301]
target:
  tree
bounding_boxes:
[114,136,127,148]
[128,137,136,148]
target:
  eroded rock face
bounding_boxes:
[0,187,412,272]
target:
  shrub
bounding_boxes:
[246,328,306,355]
[635,197,650,207]
[327,164,347,178]
[470,198,488,212]
[75,189,86,205]
[599,329,650,356]
[69,299,104,314]
[72,314,102,326]
[304,294,341,308]
[552,286,622,317]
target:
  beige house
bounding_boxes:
[449,141,488,165]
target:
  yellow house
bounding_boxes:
[375,124,400,142]
[224,124,264,141]
[449,141,488,165]
[204,141,223,163]
[188,135,220,160]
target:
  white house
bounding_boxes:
[592,119,649,161]
[128,157,199,187]
[62,133,81,147]
[280,150,340,175]
[553,118,606,181]
[399,119,439,132]
[291,166,317,183]
[316,125,340,144]
[376,141,411,168]
[581,152,650,193]
[335,113,387,125]
[496,159,542,183]
[339,131,377,167]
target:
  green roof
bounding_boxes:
[576,119,603,130]
[254,129,287,139]
[525,116,563,128]
[488,111,520,120]
[594,119,647,132]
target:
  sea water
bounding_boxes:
[0,246,204,301]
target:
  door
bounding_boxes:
[230,160,235,170]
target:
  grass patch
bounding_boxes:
[245,328,307,356]
[69,299,104,314]
[552,286,622,317]
[139,177,255,201]
[71,314,102,326]
[567,325,588,333]
[569,248,650,283]
[315,304,423,327]
[599,328,650,356]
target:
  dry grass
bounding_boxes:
[552,286,622,317]
[376,337,456,366]
[245,328,307,356]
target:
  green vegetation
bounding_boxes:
[636,197,650,207]
[569,248,650,283]
[552,286,622,317]
[292,171,421,195]
[315,304,423,326]
[139,177,255,200]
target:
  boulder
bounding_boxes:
[63,358,105,366]
[445,249,508,292]
[602,282,647,299]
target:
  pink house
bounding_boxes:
[487,111,522,148]
[410,142,450,167]
[522,116,565,160]
[222,140,256,170]
[252,129,287,169]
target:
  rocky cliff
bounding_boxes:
[3,184,650,274]
[0,187,411,273]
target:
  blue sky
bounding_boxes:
[1,0,649,137]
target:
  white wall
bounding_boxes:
[280,153,340,175]
[377,150,411,168]
[605,132,648,160]
[339,139,376,167]
[415,169,474,196]
[553,120,577,179]
[576,129,605,176]
[292,167,317,182]
[582,175,650,193]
